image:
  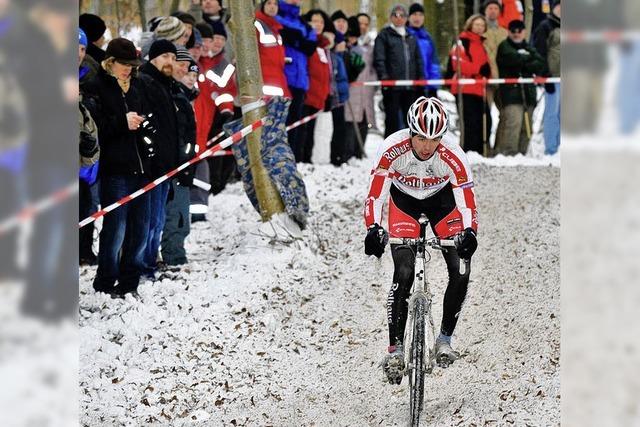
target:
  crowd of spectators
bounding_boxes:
[78,0,561,297]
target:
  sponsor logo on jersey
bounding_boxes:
[440,150,462,173]
[382,141,411,163]
[396,174,447,188]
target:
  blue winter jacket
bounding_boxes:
[406,26,442,90]
[276,0,317,91]
[331,50,349,104]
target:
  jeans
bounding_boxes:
[617,42,640,134]
[143,180,170,274]
[543,83,561,155]
[93,174,151,292]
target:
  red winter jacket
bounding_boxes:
[304,34,331,110]
[255,11,291,98]
[498,0,524,30]
[194,52,237,151]
[449,31,491,97]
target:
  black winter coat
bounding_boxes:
[373,26,424,89]
[138,62,180,177]
[171,81,198,187]
[82,68,152,177]
[496,38,546,106]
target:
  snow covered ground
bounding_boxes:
[79,132,560,425]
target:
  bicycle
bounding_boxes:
[388,214,469,427]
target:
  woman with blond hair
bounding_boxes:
[448,14,492,154]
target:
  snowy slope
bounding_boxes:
[79,142,560,425]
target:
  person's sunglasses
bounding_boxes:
[510,28,524,34]
[393,12,407,18]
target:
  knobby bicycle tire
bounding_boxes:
[409,297,426,426]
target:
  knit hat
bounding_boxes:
[79,29,88,47]
[176,46,193,62]
[172,11,196,27]
[196,22,214,39]
[331,10,348,22]
[210,20,227,39]
[482,0,502,12]
[389,4,408,17]
[147,16,164,32]
[148,39,178,61]
[79,13,106,43]
[105,38,141,66]
[409,3,425,15]
[155,16,186,43]
[188,59,200,74]
[508,19,525,32]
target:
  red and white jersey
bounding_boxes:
[364,128,478,231]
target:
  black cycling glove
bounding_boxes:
[365,224,388,258]
[455,228,477,260]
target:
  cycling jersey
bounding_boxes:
[364,128,478,232]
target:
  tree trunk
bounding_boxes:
[524,0,533,41]
[228,0,285,222]
[137,0,147,29]
[169,0,181,14]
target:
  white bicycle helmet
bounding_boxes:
[407,96,449,139]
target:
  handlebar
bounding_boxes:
[388,237,470,275]
[388,237,456,248]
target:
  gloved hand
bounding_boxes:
[454,228,477,260]
[517,48,530,56]
[365,224,388,258]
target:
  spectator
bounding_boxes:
[406,3,441,98]
[329,10,350,166]
[196,21,215,70]
[277,0,317,160]
[186,26,203,63]
[344,15,371,160]
[347,12,378,141]
[498,0,524,30]
[532,0,560,154]
[138,40,180,278]
[79,29,100,266]
[255,0,291,98]
[194,21,237,196]
[141,16,188,59]
[374,4,424,137]
[190,0,235,63]
[79,13,107,63]
[83,38,151,296]
[171,11,196,40]
[495,20,545,155]
[482,0,508,107]
[448,14,492,154]
[298,9,332,164]
[161,47,198,266]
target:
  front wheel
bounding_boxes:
[409,297,426,426]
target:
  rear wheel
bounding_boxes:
[409,297,426,426]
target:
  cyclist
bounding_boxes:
[363,96,478,384]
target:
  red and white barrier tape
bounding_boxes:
[78,117,266,228]
[563,30,640,43]
[352,76,561,87]
[0,181,78,236]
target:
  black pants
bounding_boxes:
[344,119,368,160]
[286,87,306,162]
[330,105,347,165]
[387,184,471,347]
[461,94,491,155]
[382,88,420,138]
[298,104,320,163]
